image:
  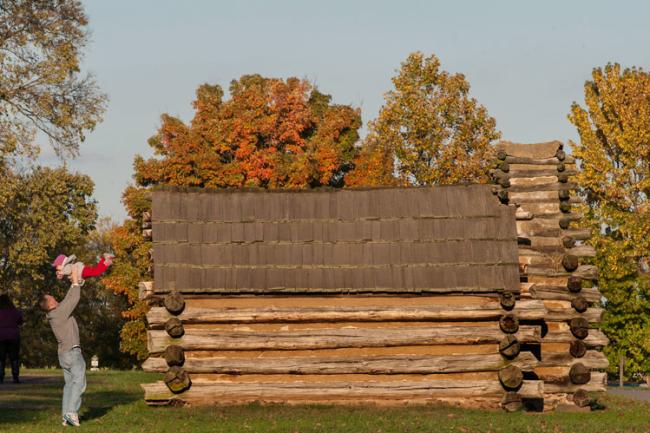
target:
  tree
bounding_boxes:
[110,75,362,360]
[101,187,152,361]
[0,0,107,160]
[346,52,500,187]
[135,75,361,189]
[569,63,650,379]
[0,166,92,366]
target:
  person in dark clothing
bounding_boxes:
[0,293,23,384]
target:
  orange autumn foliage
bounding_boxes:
[109,75,361,360]
[135,75,361,189]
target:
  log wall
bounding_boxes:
[139,144,607,411]
[492,140,608,410]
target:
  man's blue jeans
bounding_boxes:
[58,347,86,416]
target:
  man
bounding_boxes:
[39,269,85,427]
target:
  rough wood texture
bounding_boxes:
[139,281,154,300]
[164,366,191,393]
[507,183,577,193]
[164,318,184,338]
[526,265,597,280]
[545,372,606,393]
[571,297,589,313]
[142,379,544,405]
[569,363,591,384]
[573,389,591,407]
[499,365,524,390]
[143,352,540,374]
[501,391,523,412]
[164,345,185,366]
[499,315,519,334]
[537,351,608,369]
[496,141,563,159]
[499,335,521,359]
[147,325,542,353]
[152,186,519,295]
[164,293,185,315]
[543,330,608,347]
[505,156,573,165]
[570,318,590,339]
[525,284,601,302]
[147,300,547,327]
[545,307,603,323]
[570,340,587,358]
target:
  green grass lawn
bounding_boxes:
[1,370,650,433]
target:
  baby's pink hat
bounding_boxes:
[52,254,67,267]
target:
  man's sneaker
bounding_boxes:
[63,413,80,427]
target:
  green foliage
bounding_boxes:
[0,166,96,293]
[0,166,134,368]
[347,52,500,187]
[569,63,650,379]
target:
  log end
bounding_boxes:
[164,366,191,394]
[164,345,185,367]
[569,363,591,385]
[499,335,521,359]
[570,317,590,339]
[571,296,589,313]
[569,340,587,358]
[164,292,186,315]
[499,365,524,390]
[501,391,522,412]
[165,317,185,338]
[562,255,580,272]
[500,314,520,334]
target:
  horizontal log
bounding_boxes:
[526,265,597,280]
[147,325,542,353]
[508,169,577,178]
[518,230,590,248]
[147,300,547,327]
[518,244,595,257]
[567,245,596,257]
[544,372,606,393]
[496,141,563,159]
[505,156,574,165]
[509,175,557,186]
[141,379,544,405]
[527,284,602,303]
[142,352,540,374]
[507,183,577,193]
[139,281,154,300]
[509,191,581,204]
[545,307,603,323]
[537,351,609,370]
[515,208,533,220]
[543,329,609,347]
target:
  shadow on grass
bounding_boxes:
[81,388,142,422]
[0,373,142,425]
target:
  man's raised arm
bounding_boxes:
[56,268,81,318]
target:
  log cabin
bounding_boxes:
[139,141,607,411]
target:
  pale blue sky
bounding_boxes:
[46,0,650,221]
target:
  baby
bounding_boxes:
[52,253,114,285]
